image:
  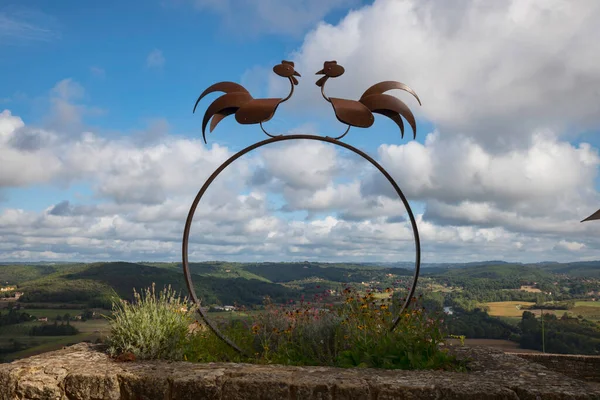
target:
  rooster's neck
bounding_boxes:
[280,77,295,104]
[320,76,331,103]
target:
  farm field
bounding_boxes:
[484,300,600,322]
[426,282,459,293]
[484,301,535,317]
[575,301,600,307]
[16,309,87,319]
[4,333,101,361]
[0,302,88,310]
[0,309,111,362]
[570,301,600,321]
[519,285,542,293]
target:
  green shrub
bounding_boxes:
[104,283,196,360]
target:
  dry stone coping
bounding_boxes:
[0,343,599,399]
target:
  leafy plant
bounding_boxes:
[187,285,464,371]
[104,283,196,360]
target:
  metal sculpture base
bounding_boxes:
[182,135,421,354]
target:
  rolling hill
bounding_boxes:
[1,260,598,309]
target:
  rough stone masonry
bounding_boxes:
[0,343,599,399]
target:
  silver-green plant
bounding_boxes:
[105,283,196,360]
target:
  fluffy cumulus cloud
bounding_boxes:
[273,0,600,150]
[258,0,600,260]
[2,0,600,263]
[0,110,61,187]
[2,100,599,263]
[0,105,424,262]
[365,130,600,219]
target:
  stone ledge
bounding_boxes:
[513,352,600,383]
[0,343,599,399]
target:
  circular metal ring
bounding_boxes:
[182,134,421,354]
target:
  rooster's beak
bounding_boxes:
[315,69,325,75]
[293,71,301,77]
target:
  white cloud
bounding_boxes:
[269,0,600,152]
[146,49,165,69]
[370,131,600,208]
[90,66,105,77]
[180,0,360,38]
[0,110,61,187]
[258,140,338,190]
[3,0,600,263]
[4,103,600,263]
[0,8,59,44]
[554,240,586,252]
[42,79,106,133]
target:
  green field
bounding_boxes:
[574,301,600,307]
[17,309,85,318]
[570,301,600,321]
[0,311,110,362]
[4,333,103,361]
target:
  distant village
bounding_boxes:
[0,285,23,300]
[209,305,236,312]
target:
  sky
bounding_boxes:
[1,0,600,264]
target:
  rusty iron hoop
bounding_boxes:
[182,134,421,354]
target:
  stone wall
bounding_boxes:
[1,343,600,399]
[513,352,600,383]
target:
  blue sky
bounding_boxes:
[2,1,368,136]
[0,0,426,212]
[1,0,600,263]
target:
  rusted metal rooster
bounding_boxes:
[193,60,301,143]
[582,209,600,222]
[315,61,422,140]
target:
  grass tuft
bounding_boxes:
[104,283,196,360]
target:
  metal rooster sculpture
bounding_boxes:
[193,60,301,143]
[315,61,422,140]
